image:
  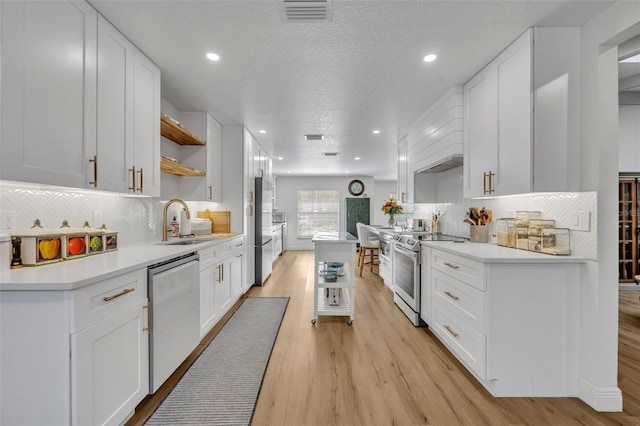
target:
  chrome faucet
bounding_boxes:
[162,199,191,241]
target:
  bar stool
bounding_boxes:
[356,222,379,276]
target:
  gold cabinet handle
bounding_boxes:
[143,303,151,332]
[236,254,243,258]
[221,263,224,282]
[137,168,144,193]
[235,242,243,247]
[444,262,459,270]
[444,291,459,301]
[89,156,98,187]
[129,166,136,192]
[483,171,488,194]
[217,264,222,283]
[488,170,495,194]
[103,287,134,302]
[444,325,459,338]
[208,185,213,200]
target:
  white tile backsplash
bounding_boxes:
[0,181,225,247]
[411,167,597,260]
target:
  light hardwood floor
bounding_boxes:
[130,250,640,425]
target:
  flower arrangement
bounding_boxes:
[381,197,403,226]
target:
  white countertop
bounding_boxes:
[0,234,242,291]
[421,240,586,264]
[312,231,358,243]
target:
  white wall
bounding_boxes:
[619,105,640,172]
[276,175,396,250]
[577,0,640,411]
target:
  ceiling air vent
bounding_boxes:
[284,0,331,23]
[322,152,339,157]
[304,134,324,141]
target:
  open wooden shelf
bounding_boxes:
[160,114,206,146]
[161,156,205,177]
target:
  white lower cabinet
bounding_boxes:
[199,236,245,337]
[426,247,581,397]
[0,268,149,426]
[71,299,149,425]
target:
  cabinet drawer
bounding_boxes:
[432,269,485,333]
[71,269,147,333]
[431,249,485,290]
[432,300,486,379]
[214,236,244,258]
[199,246,217,269]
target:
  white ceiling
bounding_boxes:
[89,0,614,180]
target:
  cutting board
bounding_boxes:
[197,210,230,234]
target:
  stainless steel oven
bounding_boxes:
[392,235,421,325]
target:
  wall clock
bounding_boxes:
[348,179,365,196]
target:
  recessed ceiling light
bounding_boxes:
[206,52,220,61]
[355,157,360,160]
[259,129,267,134]
[423,54,437,63]
[287,170,292,173]
[345,171,350,174]
[372,130,380,134]
[278,157,284,160]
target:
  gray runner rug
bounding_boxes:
[145,296,289,426]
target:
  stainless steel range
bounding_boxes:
[392,232,466,325]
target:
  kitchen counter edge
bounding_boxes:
[421,240,586,263]
[0,234,243,291]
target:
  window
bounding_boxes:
[297,190,339,238]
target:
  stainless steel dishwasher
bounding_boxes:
[148,252,200,393]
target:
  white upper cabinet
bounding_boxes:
[97,15,160,196]
[397,136,413,204]
[463,28,581,198]
[206,114,223,202]
[1,1,160,196]
[1,0,97,188]
[96,16,134,193]
[132,50,161,196]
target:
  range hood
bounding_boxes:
[417,154,463,174]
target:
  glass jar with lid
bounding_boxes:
[515,211,542,227]
[541,228,571,255]
[496,218,517,248]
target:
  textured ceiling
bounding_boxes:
[89,0,614,180]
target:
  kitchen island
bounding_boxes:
[311,232,358,324]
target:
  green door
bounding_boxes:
[346,198,370,237]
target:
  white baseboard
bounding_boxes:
[577,378,623,412]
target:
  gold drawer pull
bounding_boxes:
[137,168,144,193]
[103,288,134,302]
[444,325,459,338]
[236,242,243,247]
[89,156,98,187]
[143,303,151,332]
[444,262,459,270]
[128,166,136,192]
[444,291,459,301]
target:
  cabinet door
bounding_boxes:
[1,0,97,188]
[199,261,217,337]
[495,30,532,195]
[96,15,134,193]
[132,51,161,196]
[71,300,149,426]
[214,262,232,316]
[420,245,431,325]
[397,137,413,204]
[206,113,223,202]
[229,254,243,299]
[463,67,498,198]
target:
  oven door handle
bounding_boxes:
[394,245,419,259]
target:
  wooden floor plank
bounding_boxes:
[128,250,640,426]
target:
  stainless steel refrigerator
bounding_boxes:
[254,177,273,285]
